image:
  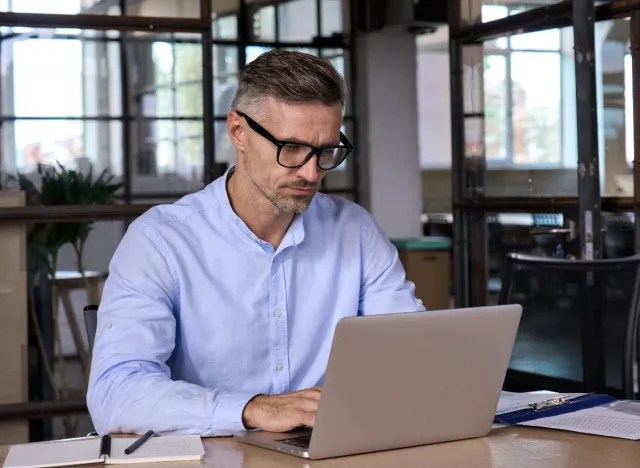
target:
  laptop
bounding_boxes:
[234,304,522,459]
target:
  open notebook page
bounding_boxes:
[3,438,104,468]
[107,435,205,464]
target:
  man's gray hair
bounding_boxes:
[231,50,347,117]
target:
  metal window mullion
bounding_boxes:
[0,11,208,33]
[450,0,471,308]
[573,0,602,260]
[318,0,326,192]
[316,0,322,39]
[201,0,215,184]
[274,0,280,42]
[171,39,179,171]
[632,11,640,254]
[239,0,248,66]
[346,0,359,204]
[573,0,604,395]
[0,31,350,49]
[119,0,131,204]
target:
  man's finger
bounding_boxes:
[298,410,316,428]
[294,398,320,412]
[301,389,322,400]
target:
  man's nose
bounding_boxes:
[297,156,322,183]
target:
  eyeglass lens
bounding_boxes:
[279,144,348,169]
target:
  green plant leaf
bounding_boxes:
[3,162,122,275]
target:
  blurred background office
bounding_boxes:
[1,0,640,447]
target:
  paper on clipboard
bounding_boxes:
[519,403,640,440]
[495,391,587,415]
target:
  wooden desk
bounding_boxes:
[1,427,639,468]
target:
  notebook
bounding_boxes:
[3,434,205,468]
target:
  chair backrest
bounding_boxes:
[499,253,640,400]
[83,305,99,352]
[602,213,635,259]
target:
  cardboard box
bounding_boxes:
[393,237,452,311]
[0,191,29,444]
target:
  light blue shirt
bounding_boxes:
[87,168,424,437]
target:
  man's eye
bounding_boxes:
[285,144,301,150]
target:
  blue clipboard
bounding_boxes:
[494,393,617,426]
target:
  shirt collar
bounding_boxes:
[211,165,240,223]
[210,165,306,248]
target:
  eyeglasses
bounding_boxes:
[236,111,353,171]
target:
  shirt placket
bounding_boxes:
[269,252,290,394]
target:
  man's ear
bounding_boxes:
[227,111,245,151]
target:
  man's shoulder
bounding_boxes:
[309,192,373,227]
[135,185,219,229]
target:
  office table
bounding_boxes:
[1,426,639,468]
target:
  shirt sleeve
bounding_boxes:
[357,210,426,316]
[86,219,256,437]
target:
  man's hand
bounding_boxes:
[242,387,322,433]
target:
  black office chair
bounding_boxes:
[498,253,640,400]
[83,305,99,353]
[602,213,635,259]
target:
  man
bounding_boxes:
[87,50,424,437]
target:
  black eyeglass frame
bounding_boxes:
[235,111,354,170]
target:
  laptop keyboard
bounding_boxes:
[275,434,312,449]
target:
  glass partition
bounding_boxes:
[598,19,633,197]
[467,21,578,197]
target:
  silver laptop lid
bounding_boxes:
[308,305,522,459]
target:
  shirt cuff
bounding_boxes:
[211,391,258,436]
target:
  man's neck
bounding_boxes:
[226,169,294,249]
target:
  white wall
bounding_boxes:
[356,27,423,239]
[417,51,452,169]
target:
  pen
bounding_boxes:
[124,430,154,455]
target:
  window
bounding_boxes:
[0,0,123,174]
[212,14,238,40]
[321,0,343,37]
[278,0,318,43]
[133,41,204,179]
[251,5,276,42]
[482,5,563,167]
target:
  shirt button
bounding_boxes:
[106,322,112,329]
[276,363,284,372]
[418,299,423,305]
[275,310,282,317]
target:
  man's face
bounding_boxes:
[232,97,343,214]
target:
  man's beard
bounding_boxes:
[270,182,318,214]
[246,166,317,214]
